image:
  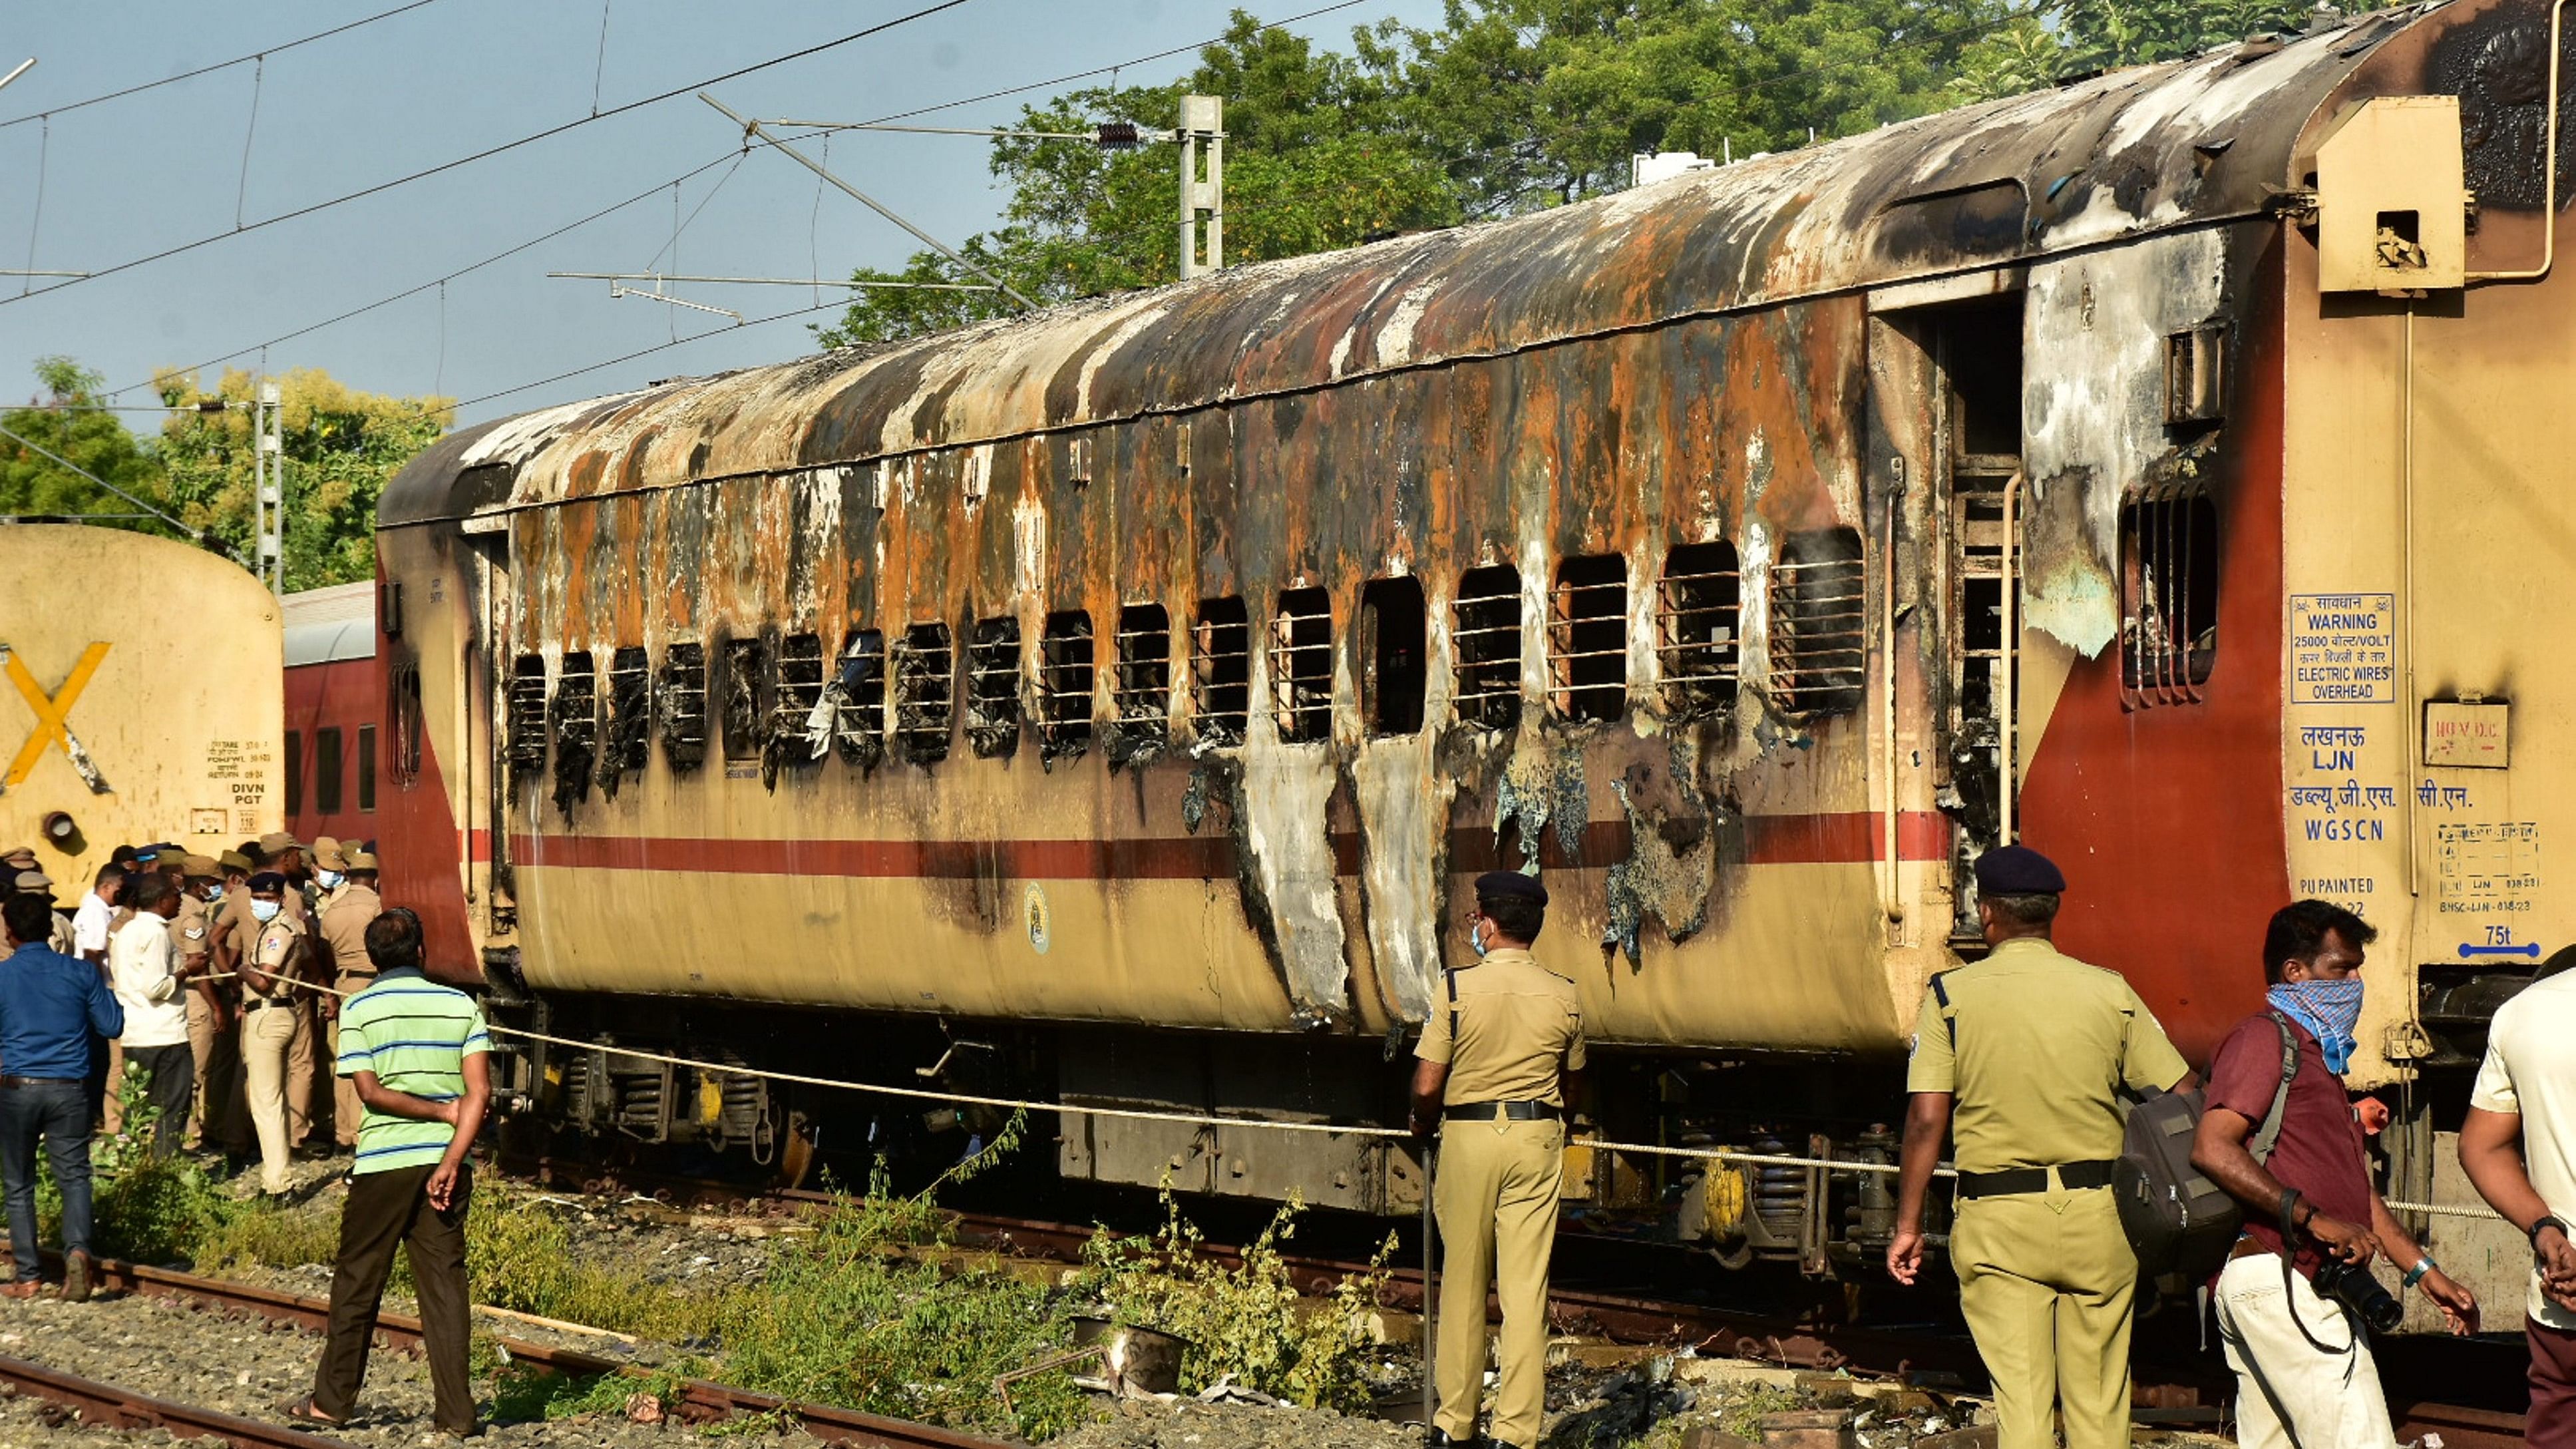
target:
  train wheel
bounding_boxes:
[775,1111,818,1191]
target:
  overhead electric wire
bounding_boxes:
[0,0,443,132]
[0,0,981,309]
[455,296,852,411]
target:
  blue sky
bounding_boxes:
[1,1,1443,429]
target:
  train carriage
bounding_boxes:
[375,0,2575,1291]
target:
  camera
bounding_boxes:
[2311,1257,2404,1334]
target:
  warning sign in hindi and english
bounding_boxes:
[2289,593,2396,706]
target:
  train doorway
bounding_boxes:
[1911,298,2025,943]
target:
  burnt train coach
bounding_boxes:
[377,0,2573,1277]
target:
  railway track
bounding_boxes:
[507,1153,2535,1446]
[21,1249,1006,1449]
[0,1351,362,1448]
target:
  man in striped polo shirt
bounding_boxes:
[291,909,488,1438]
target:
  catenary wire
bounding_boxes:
[0,0,982,310]
[0,0,443,132]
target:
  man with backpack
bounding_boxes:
[2191,900,2477,1448]
[1887,845,2193,1449]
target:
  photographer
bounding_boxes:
[2191,901,2477,1448]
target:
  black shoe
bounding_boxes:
[1426,1432,1465,1449]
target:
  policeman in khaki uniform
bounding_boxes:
[176,856,245,1153]
[1411,871,1585,1449]
[315,847,383,1151]
[220,834,320,1149]
[1889,846,2193,1449]
[237,872,311,1195]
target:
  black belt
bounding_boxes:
[242,996,293,1013]
[1957,1159,2118,1199]
[0,1076,81,1088]
[1443,1100,1563,1122]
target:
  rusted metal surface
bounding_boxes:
[0,1353,362,1449]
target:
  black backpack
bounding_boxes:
[2114,1013,2298,1283]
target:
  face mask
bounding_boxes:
[317,869,345,889]
[1468,919,1490,958]
[205,884,225,901]
[251,899,281,925]
[2269,978,2365,1074]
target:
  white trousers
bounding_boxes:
[2214,1252,2398,1449]
[239,1005,298,1194]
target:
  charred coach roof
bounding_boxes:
[382,7,2430,528]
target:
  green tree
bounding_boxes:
[1951,0,2327,101]
[817,13,1457,347]
[154,367,453,590]
[0,357,177,531]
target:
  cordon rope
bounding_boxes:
[207,970,2494,1220]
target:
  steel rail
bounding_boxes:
[33,1251,1006,1449]
[0,1352,362,1448]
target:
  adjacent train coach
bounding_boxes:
[0,524,283,887]
[282,581,385,849]
[372,0,2575,1283]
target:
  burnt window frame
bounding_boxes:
[506,654,550,784]
[895,621,956,765]
[1041,610,1097,757]
[1452,565,1523,731]
[1270,587,1334,744]
[1191,596,1251,745]
[2120,488,2219,704]
[773,632,827,767]
[720,638,770,761]
[387,660,424,787]
[1658,541,1742,718]
[600,645,651,785]
[1113,603,1173,745]
[657,642,710,773]
[552,650,599,807]
[965,616,1023,759]
[834,628,888,769]
[1549,554,1630,724]
[1769,528,1868,716]
[1358,576,1427,737]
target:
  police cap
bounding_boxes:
[344,849,379,872]
[217,851,254,875]
[13,869,54,894]
[1,846,36,869]
[311,841,347,871]
[247,871,289,893]
[181,855,220,881]
[257,832,302,856]
[1973,844,2066,897]
[1473,870,1549,909]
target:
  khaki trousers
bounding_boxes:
[240,1004,299,1193]
[285,998,317,1147]
[328,973,373,1147]
[1433,1117,1562,1449]
[1952,1185,2138,1449]
[185,994,246,1151]
[2215,1251,2398,1449]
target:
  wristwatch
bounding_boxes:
[2532,1215,2571,1250]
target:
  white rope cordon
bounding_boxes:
[205,970,2519,1217]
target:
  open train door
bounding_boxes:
[1866,278,2026,948]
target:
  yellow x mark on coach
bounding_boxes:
[4,642,113,792]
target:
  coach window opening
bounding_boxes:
[834,629,887,768]
[1659,541,1742,718]
[357,725,377,813]
[1041,611,1096,758]
[719,638,770,761]
[314,727,345,817]
[775,634,827,765]
[896,622,956,764]
[2120,489,2219,699]
[552,652,598,809]
[966,616,1022,759]
[506,654,549,788]
[1113,604,1173,746]
[387,661,424,788]
[1191,596,1251,745]
[657,642,709,773]
[1358,577,1425,736]
[1772,528,1869,716]
[1550,554,1628,724]
[1453,565,1522,731]
[600,646,651,789]
[1272,588,1334,743]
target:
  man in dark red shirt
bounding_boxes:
[2191,900,2477,1448]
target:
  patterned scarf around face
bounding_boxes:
[2269,978,2366,1074]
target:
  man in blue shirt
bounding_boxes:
[0,893,124,1301]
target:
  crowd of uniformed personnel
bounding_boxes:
[0,832,383,1203]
